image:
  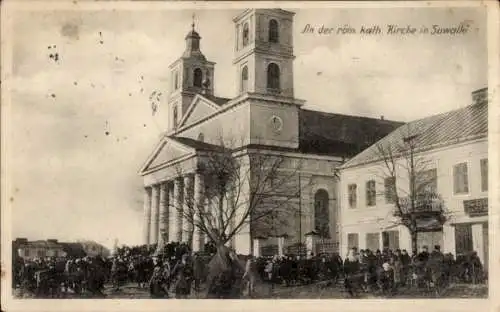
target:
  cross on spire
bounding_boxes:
[191,13,196,31]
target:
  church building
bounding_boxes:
[139,9,402,256]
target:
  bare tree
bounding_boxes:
[374,124,449,254]
[172,136,309,252]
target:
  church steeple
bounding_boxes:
[167,13,216,131]
[182,14,206,61]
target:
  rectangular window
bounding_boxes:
[455,223,473,256]
[382,231,400,250]
[453,163,469,194]
[366,233,380,252]
[347,233,359,250]
[481,159,488,192]
[366,180,376,206]
[384,177,396,204]
[348,184,357,208]
[416,168,438,194]
[417,231,443,251]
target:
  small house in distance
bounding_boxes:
[14,238,66,260]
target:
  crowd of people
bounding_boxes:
[257,245,486,297]
[12,241,486,299]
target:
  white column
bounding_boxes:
[472,223,485,265]
[359,232,367,250]
[305,234,317,257]
[150,184,160,245]
[143,187,152,246]
[399,225,412,253]
[442,224,456,255]
[156,183,169,254]
[183,175,194,245]
[167,182,176,242]
[174,178,183,242]
[278,236,285,257]
[193,173,205,252]
[253,239,262,257]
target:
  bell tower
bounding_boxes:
[168,16,215,131]
[233,9,295,98]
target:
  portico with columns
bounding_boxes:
[140,141,209,254]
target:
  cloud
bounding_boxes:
[295,33,486,122]
[7,7,487,249]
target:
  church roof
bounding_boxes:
[298,109,404,157]
[185,29,201,39]
[202,94,231,106]
[341,101,488,169]
[172,136,228,152]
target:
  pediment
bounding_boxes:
[139,137,196,174]
[178,94,220,128]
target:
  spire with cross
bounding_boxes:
[191,12,196,31]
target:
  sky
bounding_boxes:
[5,4,487,249]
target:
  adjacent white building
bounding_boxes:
[339,88,488,268]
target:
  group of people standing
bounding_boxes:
[13,242,485,299]
[342,245,485,296]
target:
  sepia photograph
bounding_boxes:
[1,1,498,311]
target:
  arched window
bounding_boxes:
[314,189,330,238]
[242,23,249,47]
[174,71,179,90]
[267,63,280,91]
[269,19,279,43]
[193,68,203,88]
[173,106,178,128]
[197,133,204,142]
[241,65,248,93]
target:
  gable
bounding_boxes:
[341,101,488,169]
[178,95,221,128]
[140,137,196,174]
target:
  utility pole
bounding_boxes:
[298,173,302,257]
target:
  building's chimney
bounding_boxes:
[472,87,488,105]
[380,115,385,120]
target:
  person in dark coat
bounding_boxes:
[400,249,411,286]
[391,253,403,290]
[343,248,361,297]
[149,258,169,298]
[171,254,193,299]
[242,256,258,297]
[192,253,206,296]
[427,245,444,288]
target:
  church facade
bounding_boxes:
[139,9,402,256]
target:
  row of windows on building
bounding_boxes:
[20,248,63,258]
[347,159,488,209]
[347,231,400,251]
[346,222,488,262]
[172,61,282,103]
[241,18,280,48]
[172,68,211,92]
[240,63,281,93]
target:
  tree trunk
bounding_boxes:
[411,231,418,256]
